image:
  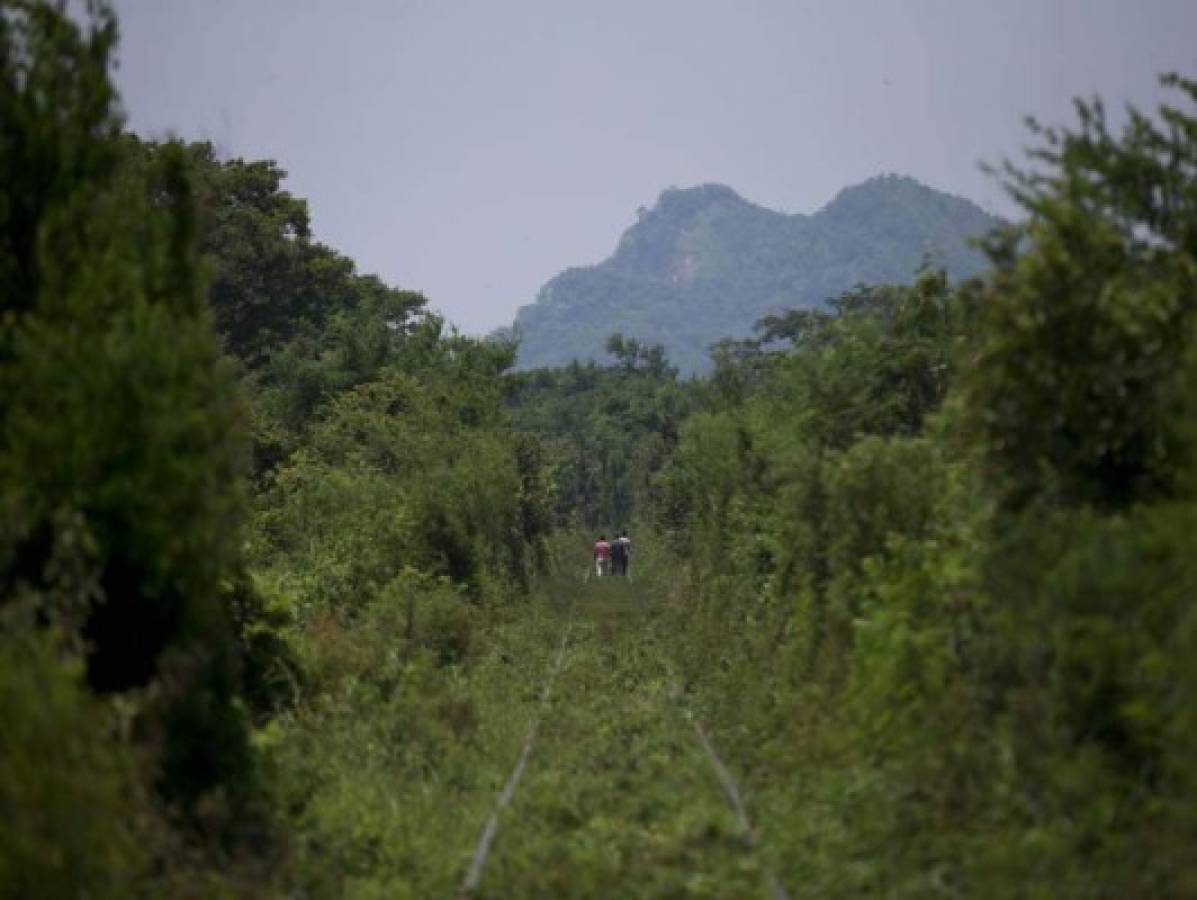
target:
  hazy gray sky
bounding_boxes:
[110,0,1197,333]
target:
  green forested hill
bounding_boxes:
[509,176,1000,374]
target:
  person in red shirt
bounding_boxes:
[593,535,611,577]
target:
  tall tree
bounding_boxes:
[0,0,255,822]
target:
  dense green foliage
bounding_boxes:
[509,176,999,374]
[507,333,695,529]
[0,3,552,894]
[651,76,1197,896]
[5,3,1197,895]
[0,5,268,894]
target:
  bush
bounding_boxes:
[0,633,144,897]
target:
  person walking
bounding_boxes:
[612,532,632,577]
[593,535,611,577]
[610,530,628,576]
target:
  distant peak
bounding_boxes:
[614,183,768,266]
[861,172,925,187]
[820,173,986,215]
[658,183,744,203]
[813,173,1000,228]
[513,172,997,374]
[636,183,752,221]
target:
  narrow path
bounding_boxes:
[461,580,786,899]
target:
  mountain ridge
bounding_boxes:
[508,174,1001,374]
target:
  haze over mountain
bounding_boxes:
[509,175,1001,374]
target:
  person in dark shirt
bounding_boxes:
[611,532,631,577]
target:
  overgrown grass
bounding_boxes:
[479,576,772,899]
[265,580,570,898]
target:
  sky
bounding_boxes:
[109,0,1197,333]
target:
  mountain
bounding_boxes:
[507,175,1001,374]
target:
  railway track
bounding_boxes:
[457,610,574,898]
[455,586,789,899]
